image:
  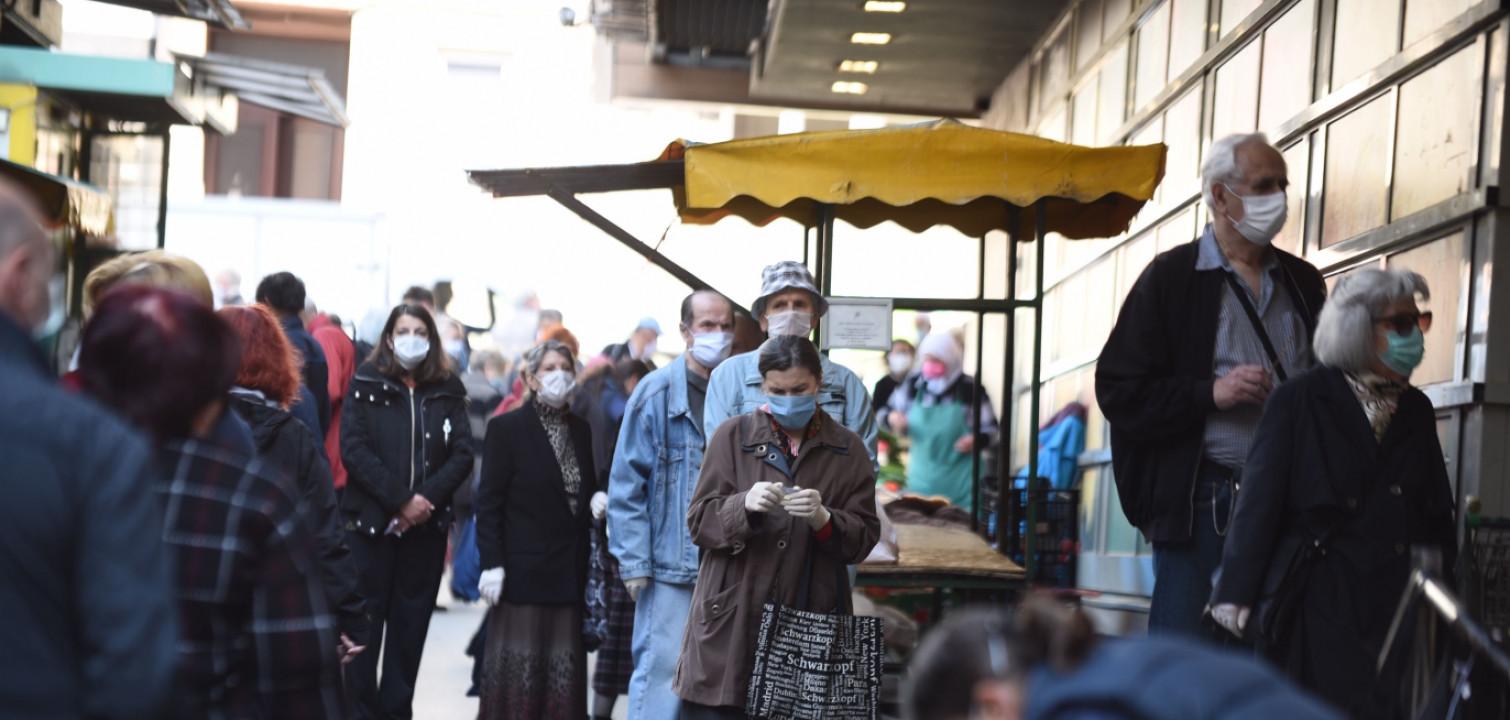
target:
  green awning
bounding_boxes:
[0,159,114,237]
[0,46,234,129]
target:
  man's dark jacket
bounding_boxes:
[230,393,368,644]
[0,314,177,718]
[1094,239,1326,543]
[280,314,331,437]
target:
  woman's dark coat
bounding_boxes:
[339,362,473,534]
[230,393,367,643]
[1213,366,1457,717]
[476,400,597,605]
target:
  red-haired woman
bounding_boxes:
[219,304,368,665]
[341,304,473,718]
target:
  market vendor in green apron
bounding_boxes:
[882,330,997,511]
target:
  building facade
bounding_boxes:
[981,0,1509,628]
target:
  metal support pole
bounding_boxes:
[1026,200,1047,580]
[818,204,835,297]
[970,234,985,532]
[155,129,171,249]
[803,224,811,269]
[998,210,1019,551]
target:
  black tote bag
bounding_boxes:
[745,544,884,719]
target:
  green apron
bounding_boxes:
[906,385,974,511]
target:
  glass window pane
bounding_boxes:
[1041,29,1073,114]
[1258,0,1316,133]
[1104,473,1142,553]
[1080,468,1102,550]
[1274,139,1309,255]
[1133,1,1171,112]
[1169,0,1208,82]
[1076,0,1105,70]
[1104,0,1133,38]
[1084,260,1116,357]
[1386,231,1465,386]
[1212,40,1261,141]
[1322,94,1393,246]
[1073,79,1100,146]
[1117,233,1158,304]
[1220,0,1262,38]
[1404,0,1474,48]
[1130,117,1164,206]
[1158,205,1197,253]
[1097,40,1130,145]
[1039,105,1069,142]
[1163,87,1203,202]
[1085,365,1107,451]
[1332,0,1402,88]
[1393,46,1479,220]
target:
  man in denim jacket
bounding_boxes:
[702,261,878,463]
[609,290,736,719]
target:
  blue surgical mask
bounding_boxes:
[767,394,817,430]
[1380,327,1425,377]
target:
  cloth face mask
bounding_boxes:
[1223,184,1288,246]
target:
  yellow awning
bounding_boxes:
[670,119,1167,239]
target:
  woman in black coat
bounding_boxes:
[340,304,473,719]
[1211,268,1457,718]
[219,304,367,662]
[476,339,601,720]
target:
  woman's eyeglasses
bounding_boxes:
[1375,310,1433,335]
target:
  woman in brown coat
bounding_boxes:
[674,335,880,718]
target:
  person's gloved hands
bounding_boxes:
[591,491,608,520]
[744,481,784,513]
[1210,603,1250,637]
[479,567,505,605]
[624,577,648,603]
[783,488,831,529]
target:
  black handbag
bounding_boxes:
[745,540,883,720]
[1246,527,1333,653]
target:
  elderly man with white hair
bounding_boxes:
[1096,132,1328,637]
[1209,268,1456,716]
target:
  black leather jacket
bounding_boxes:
[339,362,473,536]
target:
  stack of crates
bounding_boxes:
[1002,477,1079,587]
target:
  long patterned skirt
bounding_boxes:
[478,601,587,720]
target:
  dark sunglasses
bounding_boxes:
[1375,310,1433,335]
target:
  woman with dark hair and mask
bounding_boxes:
[475,338,598,720]
[340,303,473,719]
[674,335,880,719]
[904,597,1339,720]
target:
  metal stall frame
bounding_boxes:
[468,160,1051,572]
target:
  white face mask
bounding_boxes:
[887,352,913,378]
[393,334,430,369]
[688,331,733,369]
[536,369,575,408]
[1223,183,1288,246]
[766,310,813,338]
[637,338,658,361]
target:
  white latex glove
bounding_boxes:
[744,481,784,514]
[783,488,832,529]
[1210,603,1250,637]
[591,491,608,520]
[479,567,504,605]
[624,577,648,603]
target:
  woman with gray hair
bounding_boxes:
[1209,268,1457,717]
[475,339,604,719]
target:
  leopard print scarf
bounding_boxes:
[535,401,582,516]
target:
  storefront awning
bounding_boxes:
[0,159,114,238]
[669,119,1168,239]
[91,1,247,30]
[0,46,238,129]
[185,53,348,127]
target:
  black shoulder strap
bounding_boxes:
[1223,272,1288,383]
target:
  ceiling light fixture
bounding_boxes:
[864,1,907,12]
[850,32,892,45]
[831,81,869,95]
[838,59,879,74]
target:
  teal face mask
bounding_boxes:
[1380,327,1425,377]
[767,394,817,430]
